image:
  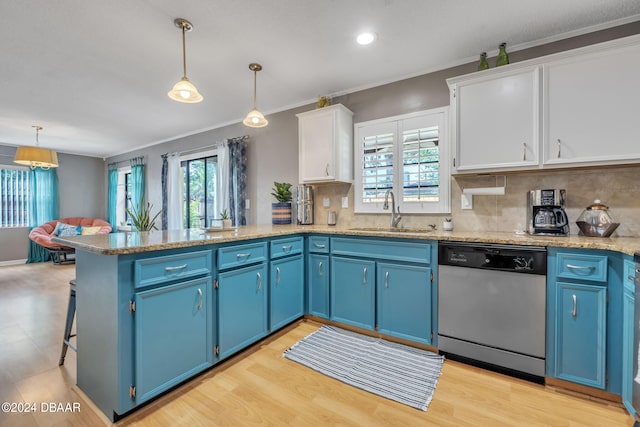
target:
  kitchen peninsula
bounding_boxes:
[53,225,640,421]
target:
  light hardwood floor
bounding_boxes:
[0,262,634,426]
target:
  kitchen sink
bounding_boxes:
[349,226,436,233]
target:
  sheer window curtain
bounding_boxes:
[27,168,59,263]
[161,153,183,230]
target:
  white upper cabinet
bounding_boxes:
[448,66,540,173]
[448,34,640,174]
[543,41,640,167]
[297,104,354,183]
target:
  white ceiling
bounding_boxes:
[2,1,640,159]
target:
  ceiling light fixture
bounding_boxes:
[356,32,376,45]
[243,63,268,128]
[168,18,203,103]
[14,126,59,169]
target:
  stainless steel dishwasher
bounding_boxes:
[438,242,547,380]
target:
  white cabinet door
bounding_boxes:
[543,42,640,166]
[297,104,353,183]
[451,66,540,173]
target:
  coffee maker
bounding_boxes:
[527,189,569,236]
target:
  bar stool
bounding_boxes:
[59,279,77,366]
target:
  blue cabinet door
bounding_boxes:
[134,277,212,404]
[270,254,304,331]
[622,258,635,413]
[553,282,607,389]
[377,262,432,344]
[330,256,375,330]
[218,263,268,359]
[308,253,330,319]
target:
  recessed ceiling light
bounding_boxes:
[356,32,376,45]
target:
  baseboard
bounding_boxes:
[0,259,27,267]
[545,377,622,405]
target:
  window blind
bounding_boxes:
[361,132,394,204]
[1,168,30,227]
[402,126,440,202]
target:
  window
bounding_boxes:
[354,107,450,214]
[124,172,132,226]
[0,166,30,227]
[181,155,217,229]
[115,166,131,229]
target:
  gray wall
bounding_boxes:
[0,145,106,262]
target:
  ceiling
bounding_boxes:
[2,1,640,159]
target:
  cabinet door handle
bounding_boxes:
[572,294,577,317]
[557,139,561,158]
[313,242,326,249]
[236,253,251,259]
[256,272,262,290]
[385,271,389,288]
[363,267,367,284]
[566,264,595,272]
[165,264,188,271]
[276,267,281,285]
[325,163,330,176]
[282,245,293,253]
[522,142,526,161]
[197,288,203,311]
[318,261,323,276]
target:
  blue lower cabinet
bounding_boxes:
[552,282,607,389]
[623,258,636,413]
[330,256,375,330]
[270,254,304,331]
[377,263,432,344]
[308,253,330,319]
[217,263,268,359]
[134,277,213,404]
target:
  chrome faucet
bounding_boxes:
[383,190,402,228]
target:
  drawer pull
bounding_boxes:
[572,294,577,317]
[557,139,561,158]
[165,264,188,272]
[256,272,262,290]
[566,264,595,272]
[282,245,293,253]
[385,271,389,288]
[197,288,203,310]
[318,261,323,276]
[522,142,526,161]
[276,267,281,285]
[236,253,251,259]
[313,242,326,249]
[363,267,367,284]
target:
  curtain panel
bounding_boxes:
[107,164,118,229]
[27,168,59,263]
[130,157,145,214]
[227,136,248,226]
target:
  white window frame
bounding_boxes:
[354,107,450,214]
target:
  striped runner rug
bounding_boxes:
[283,325,444,411]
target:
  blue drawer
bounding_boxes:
[270,237,303,259]
[308,236,329,253]
[556,252,608,283]
[134,250,212,289]
[331,237,431,264]
[218,241,267,270]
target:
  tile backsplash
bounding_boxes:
[309,165,640,237]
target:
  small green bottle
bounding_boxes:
[496,43,509,67]
[477,52,489,71]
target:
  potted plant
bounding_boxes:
[271,181,292,224]
[126,200,161,231]
[220,209,233,229]
[443,217,453,231]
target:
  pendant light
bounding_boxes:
[243,63,268,128]
[168,18,203,103]
[14,126,59,169]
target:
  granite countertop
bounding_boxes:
[51,224,640,256]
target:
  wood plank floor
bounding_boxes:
[0,262,633,426]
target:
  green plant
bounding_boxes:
[126,200,161,231]
[220,209,229,220]
[444,218,452,222]
[271,182,292,203]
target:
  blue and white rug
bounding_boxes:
[283,325,444,411]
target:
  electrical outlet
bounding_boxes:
[323,197,330,208]
[245,199,250,209]
[341,196,349,209]
[461,194,473,210]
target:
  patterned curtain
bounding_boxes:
[27,168,59,263]
[227,136,248,226]
[107,163,118,230]
[161,154,168,230]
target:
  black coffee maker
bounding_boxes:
[527,189,569,236]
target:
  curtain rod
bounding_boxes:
[162,142,223,158]
[108,155,144,168]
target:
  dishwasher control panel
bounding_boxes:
[439,242,546,275]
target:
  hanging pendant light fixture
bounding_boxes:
[14,126,59,169]
[243,63,268,128]
[168,18,203,103]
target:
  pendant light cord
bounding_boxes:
[253,70,257,108]
[181,25,187,78]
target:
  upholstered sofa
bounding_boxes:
[29,217,112,263]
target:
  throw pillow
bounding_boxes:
[81,226,102,235]
[53,222,81,237]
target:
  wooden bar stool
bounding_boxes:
[59,279,77,366]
